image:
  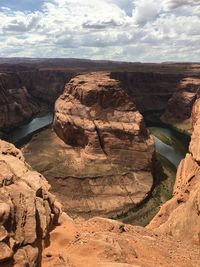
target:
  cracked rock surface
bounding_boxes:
[0,140,60,266]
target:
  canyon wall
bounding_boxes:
[162,77,200,132]
[52,72,154,217]
[0,73,38,131]
[111,71,184,112]
[0,140,60,266]
[0,70,75,132]
[149,98,200,245]
[1,67,199,133]
[20,70,75,104]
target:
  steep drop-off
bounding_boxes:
[149,98,200,245]
[0,73,38,131]
[162,77,200,133]
[111,71,184,112]
[0,70,75,132]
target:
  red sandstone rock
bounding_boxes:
[42,214,200,267]
[0,73,38,130]
[162,77,200,131]
[52,72,154,217]
[0,140,61,266]
[149,98,200,245]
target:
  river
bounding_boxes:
[5,113,53,146]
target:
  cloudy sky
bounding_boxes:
[0,0,200,62]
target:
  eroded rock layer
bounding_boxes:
[162,77,200,132]
[0,70,75,132]
[20,70,75,104]
[0,140,60,266]
[111,71,184,112]
[149,98,200,245]
[52,72,154,217]
[0,73,38,130]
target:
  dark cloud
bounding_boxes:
[164,0,200,9]
[82,19,123,29]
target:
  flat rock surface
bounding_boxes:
[42,215,200,267]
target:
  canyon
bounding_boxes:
[0,60,200,266]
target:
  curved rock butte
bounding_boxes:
[53,72,154,217]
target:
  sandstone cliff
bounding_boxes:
[0,73,38,131]
[0,70,75,132]
[162,77,200,132]
[20,70,75,104]
[44,72,155,217]
[0,140,60,266]
[149,98,200,245]
[111,71,184,112]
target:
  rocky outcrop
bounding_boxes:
[162,77,200,132]
[0,140,60,266]
[149,98,200,245]
[46,72,154,217]
[0,73,38,131]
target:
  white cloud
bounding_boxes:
[0,0,200,62]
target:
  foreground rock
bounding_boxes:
[149,98,200,245]
[0,140,60,266]
[35,72,154,217]
[42,215,200,267]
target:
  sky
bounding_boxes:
[0,0,200,62]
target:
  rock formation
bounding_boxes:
[111,71,184,112]
[42,214,200,267]
[162,77,200,132]
[0,140,60,266]
[149,98,200,245]
[0,73,38,131]
[45,72,155,217]
[20,70,75,104]
[0,70,75,133]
